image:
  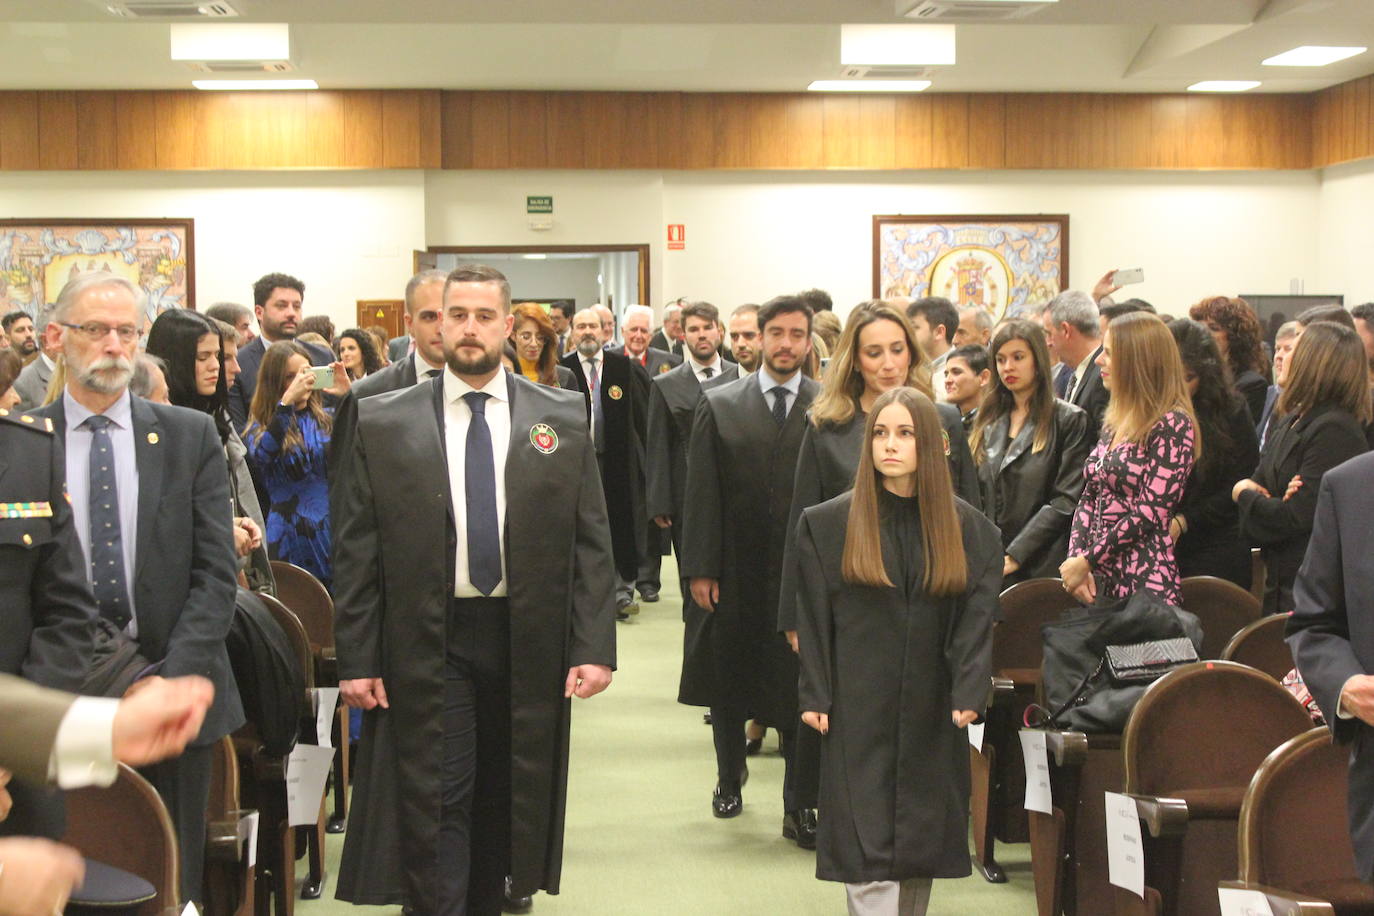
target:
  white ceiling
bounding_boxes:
[3,0,1374,93]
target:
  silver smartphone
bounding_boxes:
[1112,268,1145,286]
[309,365,334,388]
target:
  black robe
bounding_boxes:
[1173,397,1260,589]
[679,373,817,723]
[332,373,618,907]
[795,490,1001,883]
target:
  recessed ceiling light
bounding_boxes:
[1187,80,1260,92]
[1262,45,1366,67]
[170,23,289,61]
[808,80,932,92]
[840,24,955,66]
[192,79,317,90]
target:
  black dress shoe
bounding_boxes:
[783,809,818,849]
[712,783,743,818]
[502,877,533,914]
[639,587,660,602]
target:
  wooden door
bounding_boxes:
[356,300,404,338]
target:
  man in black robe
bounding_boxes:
[334,264,617,916]
[680,294,819,846]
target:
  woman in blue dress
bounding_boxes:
[244,340,349,589]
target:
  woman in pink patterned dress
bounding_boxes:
[1061,313,1198,607]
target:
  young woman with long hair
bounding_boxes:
[510,302,579,390]
[1189,295,1270,424]
[1167,318,1260,589]
[970,319,1091,585]
[244,340,349,589]
[1061,313,1198,606]
[335,327,384,380]
[1234,321,1371,613]
[794,387,1001,916]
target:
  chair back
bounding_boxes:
[1237,728,1368,902]
[994,578,1080,683]
[63,764,179,916]
[1179,576,1262,659]
[1221,614,1294,682]
[268,560,335,656]
[257,591,316,697]
[1123,661,1314,801]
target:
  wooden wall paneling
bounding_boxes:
[1283,95,1313,170]
[820,95,861,167]
[440,91,475,169]
[1108,94,1155,169]
[616,93,664,169]
[381,90,441,169]
[340,91,385,168]
[583,93,632,169]
[153,92,202,169]
[37,91,79,170]
[647,91,685,169]
[747,93,822,169]
[0,92,41,170]
[73,92,118,171]
[1184,95,1227,169]
[966,93,1006,169]
[1002,93,1049,168]
[677,93,717,169]
[711,94,754,168]
[299,91,345,169]
[544,92,587,169]
[113,91,158,169]
[1311,85,1333,166]
[1346,78,1367,163]
[469,91,511,169]
[893,95,934,168]
[1148,95,1191,169]
[504,92,548,169]
[929,95,970,168]
[853,95,897,169]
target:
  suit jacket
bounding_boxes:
[34,397,244,744]
[1068,346,1110,443]
[1256,384,1281,445]
[625,346,680,380]
[387,335,410,363]
[0,674,77,786]
[228,335,334,432]
[644,360,739,543]
[1285,451,1374,880]
[12,356,53,411]
[1238,401,1369,613]
[328,355,421,478]
[333,372,616,904]
[1235,369,1269,432]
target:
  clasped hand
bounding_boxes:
[803,710,978,735]
[1059,555,1096,604]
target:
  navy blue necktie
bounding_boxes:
[1054,363,1074,399]
[462,392,502,595]
[770,386,789,427]
[84,414,131,629]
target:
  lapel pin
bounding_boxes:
[147,432,159,444]
[529,423,559,455]
[608,384,623,400]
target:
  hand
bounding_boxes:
[653,515,672,529]
[952,710,978,728]
[1232,478,1270,502]
[0,770,10,823]
[1168,516,1184,541]
[281,365,315,408]
[801,711,829,735]
[1283,475,1303,501]
[785,630,799,654]
[122,674,160,698]
[323,361,352,396]
[340,677,389,710]
[112,675,214,766]
[1059,555,1091,591]
[1092,269,1122,303]
[1070,573,1097,605]
[564,664,613,699]
[690,577,720,612]
[0,837,85,916]
[1003,555,1020,577]
[237,516,262,550]
[1340,675,1374,727]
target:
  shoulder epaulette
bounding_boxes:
[0,408,55,434]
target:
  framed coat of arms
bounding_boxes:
[873,214,1068,322]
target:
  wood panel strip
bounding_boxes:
[0,92,41,170]
[37,91,79,171]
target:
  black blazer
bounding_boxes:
[1068,346,1109,443]
[1234,369,1269,432]
[1286,451,1374,880]
[975,399,1091,582]
[644,361,740,531]
[1237,401,1369,613]
[228,335,334,432]
[1174,398,1260,588]
[327,355,423,516]
[34,397,244,744]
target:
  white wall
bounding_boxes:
[1318,159,1374,306]
[438,253,603,311]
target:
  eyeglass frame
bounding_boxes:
[58,321,145,344]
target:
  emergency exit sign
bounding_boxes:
[526,195,553,214]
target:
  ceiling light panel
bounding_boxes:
[1262,46,1366,67]
[841,24,955,66]
[808,80,932,92]
[1187,80,1260,92]
[171,22,290,61]
[192,79,317,90]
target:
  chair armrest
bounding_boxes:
[1123,793,1190,838]
[991,677,1017,699]
[206,817,241,862]
[1218,881,1336,915]
[1045,730,1089,766]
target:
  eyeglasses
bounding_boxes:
[60,321,143,343]
[514,331,541,344]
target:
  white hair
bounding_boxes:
[623,304,653,325]
[53,273,145,324]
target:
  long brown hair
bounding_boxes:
[1277,321,1373,423]
[1188,295,1269,381]
[245,340,333,453]
[810,301,934,428]
[510,303,559,386]
[969,319,1056,463]
[843,387,967,596]
[1102,313,1200,460]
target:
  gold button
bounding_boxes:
[20,415,33,424]
[22,533,32,545]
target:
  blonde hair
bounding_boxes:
[1102,313,1200,459]
[810,301,933,428]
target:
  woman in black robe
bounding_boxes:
[795,387,1001,916]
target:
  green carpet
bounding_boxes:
[306,555,1038,915]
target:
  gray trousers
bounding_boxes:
[844,879,932,916]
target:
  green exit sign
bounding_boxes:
[527,195,553,214]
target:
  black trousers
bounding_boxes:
[434,597,512,916]
[142,743,213,903]
[709,702,801,811]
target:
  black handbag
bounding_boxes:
[1031,590,1203,733]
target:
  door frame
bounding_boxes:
[415,244,651,308]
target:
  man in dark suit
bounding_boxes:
[227,272,335,430]
[1041,290,1108,441]
[548,301,574,357]
[726,304,761,373]
[334,264,616,916]
[562,307,648,618]
[649,299,685,358]
[34,273,243,903]
[1287,451,1374,880]
[680,295,819,846]
[12,306,58,411]
[619,305,680,378]
[386,334,410,363]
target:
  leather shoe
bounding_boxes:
[783,809,818,850]
[502,877,533,914]
[712,783,743,818]
[639,587,660,602]
[617,596,640,616]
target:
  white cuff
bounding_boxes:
[48,696,120,789]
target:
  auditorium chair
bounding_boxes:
[62,763,179,916]
[970,577,1079,883]
[1221,614,1295,683]
[1179,576,1262,659]
[1250,548,1265,603]
[1219,727,1374,915]
[203,736,255,916]
[268,560,350,833]
[1119,661,1314,916]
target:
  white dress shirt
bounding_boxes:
[444,369,511,597]
[50,696,119,788]
[689,354,723,384]
[413,350,444,385]
[1067,347,1099,403]
[757,366,802,419]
